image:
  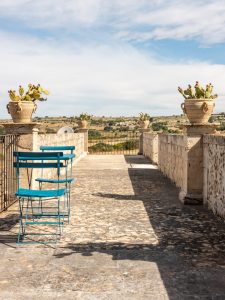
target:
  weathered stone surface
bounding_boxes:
[158,134,185,190]
[145,129,221,206]
[203,134,225,218]
[143,132,158,164]
[182,123,218,136]
[76,128,88,152]
[0,155,225,299]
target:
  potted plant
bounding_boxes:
[138,112,150,129]
[178,82,217,124]
[78,113,91,129]
[7,84,49,123]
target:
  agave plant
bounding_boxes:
[8,84,49,102]
[178,82,218,100]
[139,112,150,121]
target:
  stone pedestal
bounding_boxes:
[182,123,218,136]
[2,123,40,151]
[76,128,88,153]
[139,128,150,155]
[2,123,40,189]
[179,123,218,204]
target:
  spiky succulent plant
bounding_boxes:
[178,82,218,100]
[79,113,91,121]
[8,84,49,102]
[139,112,150,121]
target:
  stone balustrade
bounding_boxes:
[158,134,185,190]
[36,132,85,162]
[142,128,225,218]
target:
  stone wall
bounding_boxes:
[143,132,158,164]
[158,134,186,190]
[32,132,86,187]
[203,135,225,218]
[36,132,85,162]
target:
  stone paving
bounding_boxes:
[1,155,225,299]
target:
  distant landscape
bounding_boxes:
[1,112,225,155]
[1,113,225,135]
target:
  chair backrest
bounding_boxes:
[40,146,75,153]
[13,151,64,176]
[39,146,75,178]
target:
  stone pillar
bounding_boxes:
[179,124,217,204]
[2,123,40,189]
[3,123,39,152]
[76,128,88,153]
[139,128,150,155]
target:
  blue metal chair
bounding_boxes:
[35,146,75,222]
[14,151,67,244]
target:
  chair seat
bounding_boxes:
[25,221,64,225]
[62,154,75,160]
[17,153,75,161]
[35,177,74,183]
[16,188,66,198]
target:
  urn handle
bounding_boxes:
[6,103,10,114]
[181,102,186,114]
[33,103,37,113]
[202,102,208,113]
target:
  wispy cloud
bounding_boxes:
[0,1,224,117]
[0,30,224,117]
[0,1,225,44]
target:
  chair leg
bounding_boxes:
[17,197,24,243]
[17,197,28,243]
[57,196,63,236]
[67,190,71,223]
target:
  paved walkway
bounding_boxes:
[1,155,225,299]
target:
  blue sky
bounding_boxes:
[0,0,225,117]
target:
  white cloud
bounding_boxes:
[0,0,225,43]
[0,31,225,118]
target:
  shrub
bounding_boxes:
[104,126,113,132]
[151,122,168,132]
[88,130,102,139]
[88,143,114,152]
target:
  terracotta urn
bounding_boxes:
[78,120,88,129]
[139,120,149,129]
[6,101,37,123]
[181,99,215,124]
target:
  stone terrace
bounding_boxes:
[1,155,225,299]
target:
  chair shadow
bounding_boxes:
[0,213,20,231]
[0,213,19,246]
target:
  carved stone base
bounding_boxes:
[181,123,219,136]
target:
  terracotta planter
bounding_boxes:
[78,120,88,129]
[181,99,215,124]
[7,101,37,123]
[139,120,149,129]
